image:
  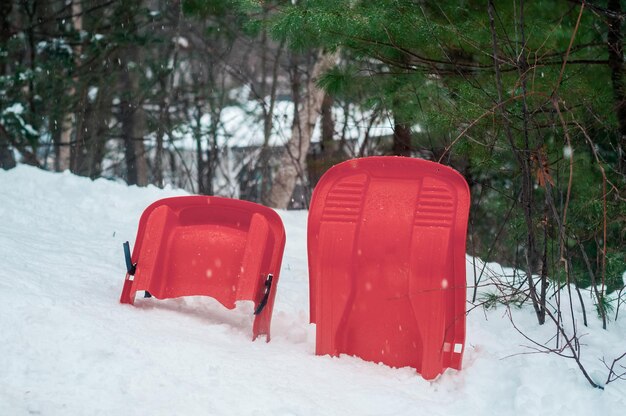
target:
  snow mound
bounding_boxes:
[0,166,624,415]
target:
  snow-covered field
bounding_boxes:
[1,166,624,416]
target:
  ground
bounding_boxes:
[0,166,624,416]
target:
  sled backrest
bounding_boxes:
[120,196,285,341]
[308,156,470,379]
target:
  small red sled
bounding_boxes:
[120,196,286,341]
[308,157,470,379]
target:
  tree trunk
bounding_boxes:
[120,62,148,185]
[0,143,14,169]
[607,0,626,174]
[518,0,544,324]
[392,120,412,156]
[85,78,113,179]
[69,0,85,174]
[0,0,15,169]
[155,77,168,188]
[258,36,285,206]
[58,114,73,171]
[320,92,335,153]
[266,50,339,209]
[71,87,88,174]
[119,19,148,186]
[57,1,86,172]
[206,105,222,196]
[306,92,344,189]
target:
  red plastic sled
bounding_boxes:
[120,196,286,341]
[308,157,470,379]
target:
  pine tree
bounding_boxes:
[270,0,626,313]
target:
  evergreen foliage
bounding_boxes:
[0,0,623,315]
[269,1,626,302]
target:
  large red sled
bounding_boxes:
[308,157,470,379]
[120,196,285,341]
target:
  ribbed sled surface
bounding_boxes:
[308,157,470,379]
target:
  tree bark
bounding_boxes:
[56,1,85,172]
[119,1,148,187]
[320,92,335,153]
[0,0,16,169]
[392,120,412,156]
[155,76,168,188]
[84,78,113,179]
[120,54,149,186]
[306,91,346,189]
[390,59,412,156]
[58,115,73,171]
[69,0,88,176]
[258,36,285,206]
[607,0,626,174]
[519,0,544,324]
[266,50,339,209]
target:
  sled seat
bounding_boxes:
[308,157,470,379]
[120,196,285,341]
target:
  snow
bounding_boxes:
[88,87,98,102]
[35,38,73,56]
[3,103,25,115]
[163,87,395,150]
[563,145,573,159]
[2,103,38,137]
[0,166,625,416]
[172,36,189,49]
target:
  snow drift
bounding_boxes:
[0,166,624,416]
